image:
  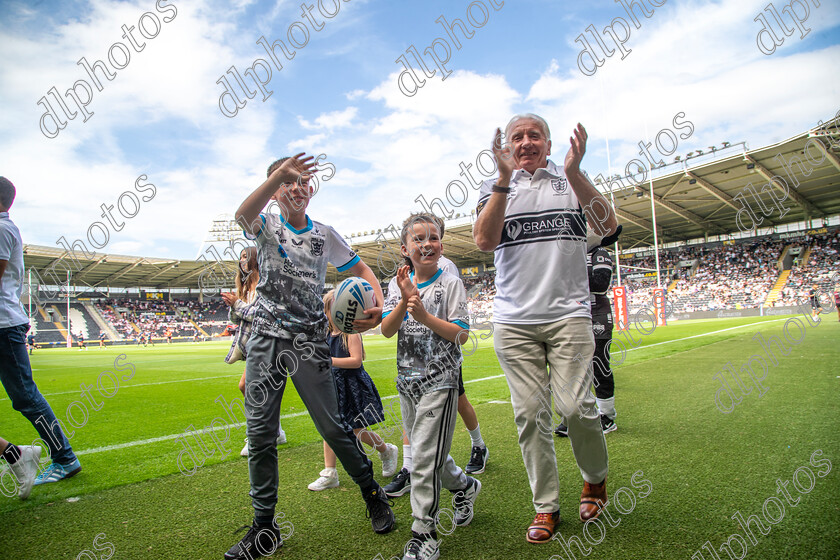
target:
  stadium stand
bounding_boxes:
[29,305,67,345]
[776,229,840,306]
[458,227,839,318]
[68,303,102,340]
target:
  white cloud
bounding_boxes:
[1,0,283,258]
[526,0,840,172]
[2,0,837,262]
[298,107,358,130]
[297,70,521,237]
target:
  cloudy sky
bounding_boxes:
[1,0,838,260]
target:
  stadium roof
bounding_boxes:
[22,118,840,290]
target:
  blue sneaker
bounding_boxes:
[34,459,82,485]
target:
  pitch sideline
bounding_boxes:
[69,318,789,457]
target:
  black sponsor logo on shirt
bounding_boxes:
[499,210,586,248]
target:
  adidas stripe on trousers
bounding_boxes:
[400,387,468,534]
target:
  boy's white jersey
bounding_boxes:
[476,159,593,325]
[383,269,469,393]
[248,212,359,340]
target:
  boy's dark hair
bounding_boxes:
[400,212,445,270]
[0,177,16,210]
[400,212,445,245]
[267,158,290,178]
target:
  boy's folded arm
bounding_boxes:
[380,298,407,338]
[419,314,470,345]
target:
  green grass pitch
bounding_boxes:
[1,314,838,559]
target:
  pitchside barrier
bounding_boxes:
[664,305,821,321]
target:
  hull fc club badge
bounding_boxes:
[551,178,568,194]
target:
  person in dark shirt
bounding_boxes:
[556,241,618,436]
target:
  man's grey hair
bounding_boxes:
[505,113,551,141]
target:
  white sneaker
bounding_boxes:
[307,468,339,491]
[239,438,249,457]
[402,531,440,560]
[380,443,399,478]
[276,430,287,446]
[10,446,42,500]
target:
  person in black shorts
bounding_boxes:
[556,238,619,436]
[98,332,106,348]
[26,333,35,355]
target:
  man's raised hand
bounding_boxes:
[493,127,515,180]
[564,123,588,175]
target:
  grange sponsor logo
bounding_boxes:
[499,210,586,247]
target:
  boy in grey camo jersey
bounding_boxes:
[223,154,395,560]
[381,213,481,560]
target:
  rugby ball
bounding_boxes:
[332,277,376,334]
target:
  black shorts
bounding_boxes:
[458,366,465,396]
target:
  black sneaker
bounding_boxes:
[223,522,282,560]
[554,423,569,437]
[464,446,488,474]
[363,484,396,534]
[402,531,440,560]
[384,468,411,497]
[451,476,481,526]
[601,415,617,434]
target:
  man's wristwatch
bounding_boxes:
[492,184,511,194]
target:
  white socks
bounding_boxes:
[402,444,412,472]
[596,397,616,419]
[468,425,485,448]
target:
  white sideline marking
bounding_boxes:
[0,374,240,401]
[72,374,510,456]
[44,320,793,457]
[620,318,787,352]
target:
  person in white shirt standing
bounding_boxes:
[472,115,619,544]
[0,177,82,492]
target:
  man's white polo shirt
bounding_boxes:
[0,212,29,328]
[476,160,593,324]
